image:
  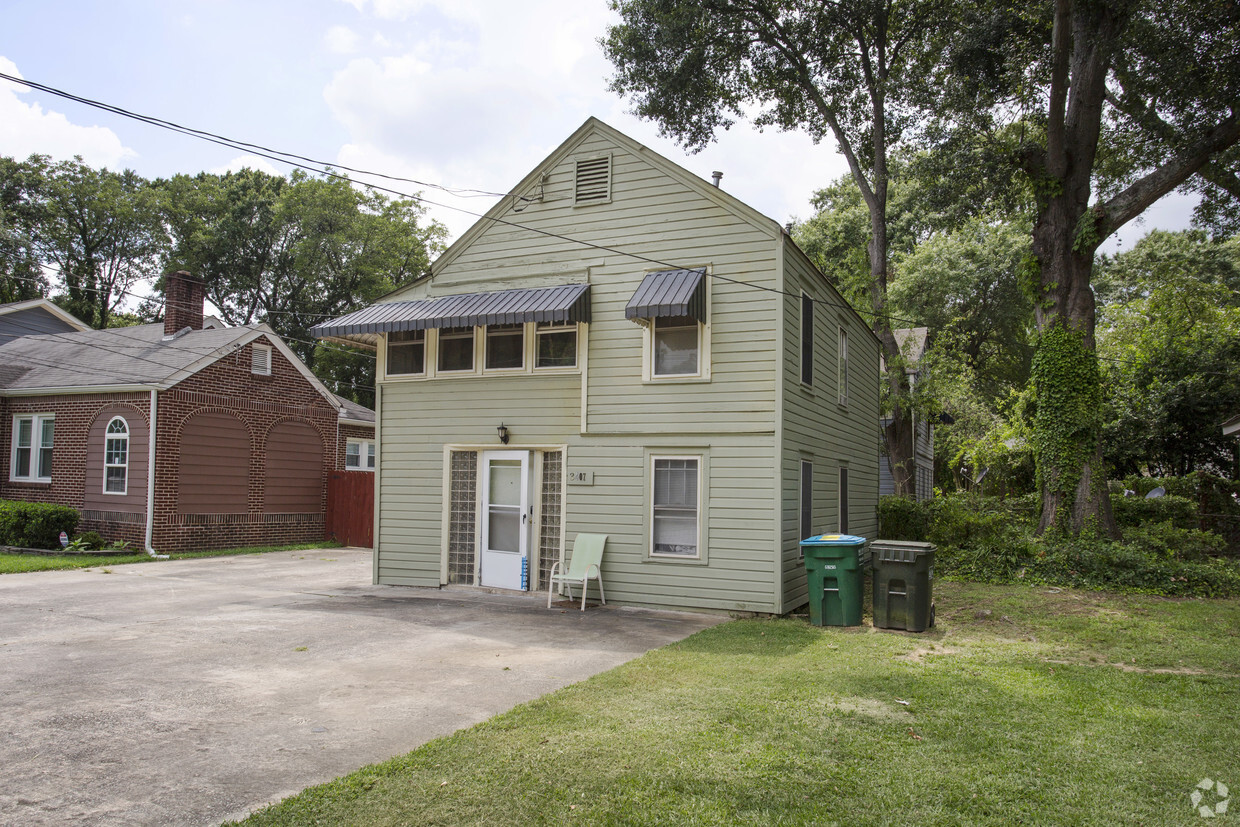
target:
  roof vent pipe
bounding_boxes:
[711,171,723,188]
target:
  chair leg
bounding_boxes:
[597,573,606,606]
[580,577,588,611]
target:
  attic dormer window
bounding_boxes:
[251,343,272,376]
[574,155,611,204]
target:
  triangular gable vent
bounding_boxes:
[574,155,611,204]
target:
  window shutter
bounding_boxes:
[574,156,611,204]
[251,344,272,376]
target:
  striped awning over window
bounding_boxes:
[312,283,592,338]
[624,269,706,323]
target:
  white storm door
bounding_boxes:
[479,450,530,590]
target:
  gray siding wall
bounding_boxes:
[778,242,881,612]
[373,126,784,612]
[0,306,80,346]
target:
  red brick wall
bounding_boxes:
[0,393,150,546]
[151,337,338,553]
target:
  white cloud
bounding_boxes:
[0,57,134,168]
[324,25,362,54]
[210,155,281,176]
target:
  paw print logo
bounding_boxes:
[1192,778,1230,819]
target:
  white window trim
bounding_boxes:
[251,343,272,376]
[641,268,711,383]
[345,438,376,471]
[533,321,580,371]
[483,324,527,372]
[381,323,584,382]
[837,326,849,406]
[11,413,54,483]
[385,330,427,378]
[647,453,706,562]
[103,416,129,495]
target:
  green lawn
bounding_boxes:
[233,582,1239,826]
[0,541,343,574]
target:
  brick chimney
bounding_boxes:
[163,270,205,337]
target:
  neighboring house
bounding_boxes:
[879,327,936,501]
[0,271,374,553]
[337,397,378,471]
[0,298,92,345]
[1224,414,1240,439]
[314,117,880,615]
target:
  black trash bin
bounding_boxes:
[800,534,867,627]
[871,540,935,632]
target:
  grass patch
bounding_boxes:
[233,581,1239,827]
[0,540,342,574]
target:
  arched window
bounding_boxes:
[104,417,129,494]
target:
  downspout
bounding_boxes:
[144,389,168,559]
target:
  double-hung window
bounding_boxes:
[651,456,700,557]
[535,322,577,368]
[438,326,475,372]
[652,316,700,377]
[801,293,814,386]
[103,417,129,494]
[387,330,425,376]
[800,459,813,553]
[345,439,376,471]
[12,414,54,482]
[838,327,849,404]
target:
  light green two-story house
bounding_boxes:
[314,118,880,614]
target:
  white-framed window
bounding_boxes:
[251,343,272,376]
[800,459,813,552]
[652,316,701,377]
[11,414,54,482]
[103,416,129,494]
[801,293,814,386]
[535,322,577,369]
[650,456,700,558]
[838,327,849,404]
[438,326,475,372]
[345,438,376,471]
[387,330,425,376]
[485,323,525,370]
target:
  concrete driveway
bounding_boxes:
[0,549,722,826]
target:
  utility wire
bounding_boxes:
[0,71,929,329]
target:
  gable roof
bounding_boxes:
[335,395,376,425]
[0,322,343,413]
[1224,414,1240,437]
[0,298,92,332]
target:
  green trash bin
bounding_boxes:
[871,540,935,632]
[800,534,867,627]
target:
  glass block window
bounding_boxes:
[447,450,478,584]
[538,451,563,590]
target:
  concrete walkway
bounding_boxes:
[0,549,722,826]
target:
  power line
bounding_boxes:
[0,71,928,329]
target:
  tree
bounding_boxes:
[1097,231,1240,476]
[0,156,52,303]
[603,0,953,496]
[939,0,1240,533]
[161,168,447,406]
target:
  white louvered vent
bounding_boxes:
[574,155,611,204]
[251,343,272,376]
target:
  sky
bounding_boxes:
[0,0,1200,275]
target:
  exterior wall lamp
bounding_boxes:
[497,423,510,444]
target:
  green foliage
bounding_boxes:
[877,496,930,541]
[72,530,107,550]
[0,501,79,549]
[1029,323,1103,520]
[0,155,53,302]
[1110,494,1196,531]
[1122,522,1226,563]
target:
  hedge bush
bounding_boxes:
[1110,493,1197,530]
[0,500,79,549]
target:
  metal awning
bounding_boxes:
[312,283,592,339]
[624,269,706,323]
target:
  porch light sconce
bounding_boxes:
[497,423,510,445]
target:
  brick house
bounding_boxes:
[0,272,374,553]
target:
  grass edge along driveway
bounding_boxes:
[233,582,1240,827]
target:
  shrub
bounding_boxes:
[1122,521,1226,562]
[1110,494,1197,530]
[73,531,107,550]
[878,496,930,541]
[0,501,80,549]
[1028,532,1240,597]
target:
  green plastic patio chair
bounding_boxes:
[547,533,608,611]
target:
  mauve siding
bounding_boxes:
[177,412,249,514]
[264,420,323,513]
[83,404,149,513]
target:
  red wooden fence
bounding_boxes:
[326,470,374,548]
